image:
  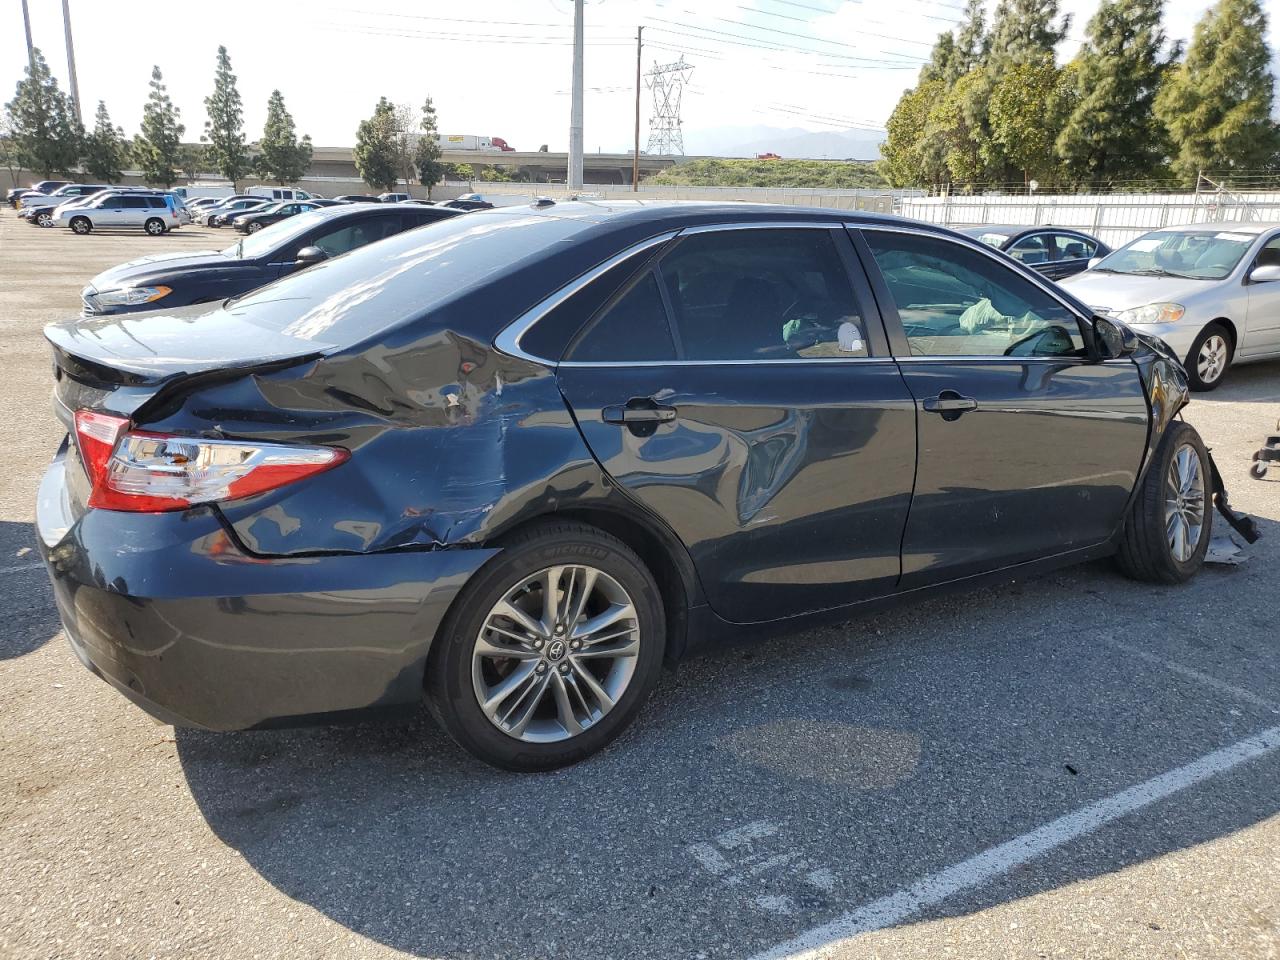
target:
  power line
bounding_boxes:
[684,8,936,49]
[644,19,925,65]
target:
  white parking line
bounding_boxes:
[1103,638,1280,714]
[748,724,1280,960]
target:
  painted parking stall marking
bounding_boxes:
[749,724,1280,959]
[689,820,836,915]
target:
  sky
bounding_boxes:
[3,0,1275,155]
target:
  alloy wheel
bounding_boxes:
[1165,443,1206,563]
[1196,334,1228,385]
[471,564,640,743]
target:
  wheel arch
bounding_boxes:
[487,504,702,664]
[1208,316,1237,351]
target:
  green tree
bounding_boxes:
[133,66,185,187]
[353,97,398,192]
[986,0,1070,81]
[1155,0,1280,182]
[990,58,1074,186]
[880,81,940,188]
[919,33,960,86]
[4,48,82,177]
[255,90,313,184]
[202,46,250,187]
[954,0,990,72]
[1057,0,1175,190]
[82,101,127,182]
[932,70,993,188]
[177,143,206,182]
[414,97,446,195]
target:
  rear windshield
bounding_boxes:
[228,210,590,345]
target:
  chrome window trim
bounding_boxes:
[678,221,849,235]
[558,357,896,369]
[493,230,678,365]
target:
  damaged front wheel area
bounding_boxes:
[424,521,665,771]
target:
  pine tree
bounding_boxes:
[414,97,446,195]
[353,97,399,192]
[4,48,82,177]
[919,33,960,85]
[83,101,127,182]
[256,90,312,184]
[1057,0,1175,190]
[990,57,1075,186]
[1155,0,1280,182]
[202,46,250,188]
[133,66,185,187]
[954,0,990,71]
[986,0,1071,82]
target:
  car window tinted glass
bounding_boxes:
[1054,235,1096,260]
[224,207,360,259]
[1096,229,1253,280]
[568,270,677,362]
[123,196,148,209]
[1007,234,1051,264]
[1254,235,1280,269]
[658,228,870,361]
[146,197,166,208]
[309,215,403,258]
[865,230,1085,359]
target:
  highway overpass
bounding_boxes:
[309,145,695,185]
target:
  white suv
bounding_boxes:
[57,192,181,235]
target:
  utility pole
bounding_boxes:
[62,0,82,125]
[632,26,643,192]
[20,0,35,73]
[568,0,584,191]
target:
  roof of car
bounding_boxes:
[1150,221,1280,235]
[956,224,1096,238]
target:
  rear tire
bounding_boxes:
[426,521,665,771]
[1116,421,1212,584]
[69,216,91,235]
[1185,322,1232,391]
[144,218,166,236]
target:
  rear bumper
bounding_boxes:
[36,449,498,730]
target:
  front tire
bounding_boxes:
[1116,421,1212,583]
[426,521,665,771]
[144,218,166,236]
[247,221,263,233]
[37,212,53,227]
[1185,323,1232,391]
[69,216,91,235]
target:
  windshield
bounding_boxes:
[1095,229,1256,280]
[226,210,589,345]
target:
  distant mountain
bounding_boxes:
[684,124,885,161]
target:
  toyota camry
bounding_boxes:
[36,201,1237,770]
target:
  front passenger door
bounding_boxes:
[856,227,1150,587]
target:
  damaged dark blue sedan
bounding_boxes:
[37,201,1230,770]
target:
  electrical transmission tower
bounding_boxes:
[646,57,693,156]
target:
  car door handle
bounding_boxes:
[922,391,978,416]
[602,399,678,424]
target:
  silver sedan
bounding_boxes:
[1061,222,1280,390]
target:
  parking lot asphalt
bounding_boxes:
[1,212,1278,960]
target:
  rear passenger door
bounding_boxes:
[120,195,150,227]
[854,227,1150,588]
[556,224,918,624]
[1051,233,1098,279]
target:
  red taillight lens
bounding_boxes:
[74,410,348,512]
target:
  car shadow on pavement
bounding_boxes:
[0,520,59,661]
[175,526,1280,960]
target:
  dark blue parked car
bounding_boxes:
[38,201,1228,770]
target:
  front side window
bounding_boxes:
[657,228,870,361]
[310,215,403,258]
[1054,234,1096,261]
[864,230,1085,359]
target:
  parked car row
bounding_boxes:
[35,197,1244,771]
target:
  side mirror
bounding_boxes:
[1087,256,1104,270]
[1093,315,1138,359]
[294,245,329,267]
[1249,264,1280,283]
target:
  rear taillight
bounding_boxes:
[74,409,348,512]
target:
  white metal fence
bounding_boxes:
[898,192,1280,247]
[455,180,897,213]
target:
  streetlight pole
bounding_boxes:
[632,26,643,192]
[20,0,35,73]
[568,0,584,192]
[62,0,82,125]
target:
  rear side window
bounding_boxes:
[567,270,677,362]
[863,230,1085,359]
[123,196,149,209]
[1053,235,1096,260]
[659,228,870,361]
[146,197,166,208]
